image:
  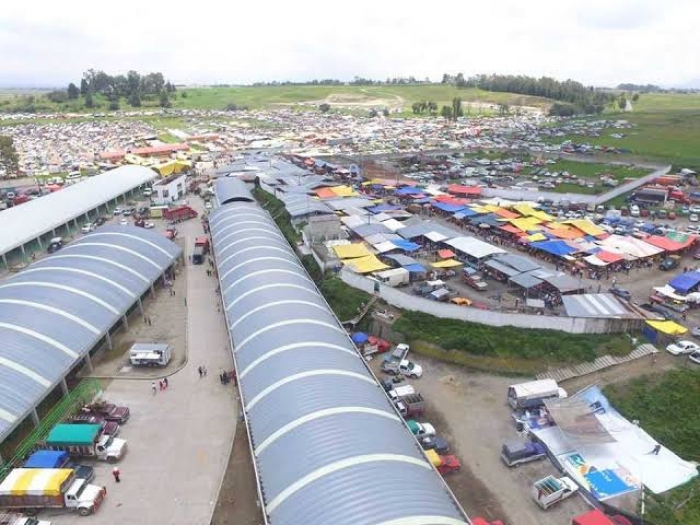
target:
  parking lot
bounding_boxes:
[47,196,238,525]
[369,354,590,525]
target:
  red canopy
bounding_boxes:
[447,184,481,196]
[437,249,456,259]
[596,250,625,264]
[645,235,695,252]
[572,510,623,525]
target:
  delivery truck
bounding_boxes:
[531,475,579,509]
[23,450,94,483]
[41,424,126,463]
[507,379,567,409]
[375,268,410,287]
[128,343,172,367]
[163,206,197,223]
[0,468,105,517]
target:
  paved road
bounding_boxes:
[50,199,237,525]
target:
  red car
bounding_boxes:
[83,401,130,424]
[71,413,120,436]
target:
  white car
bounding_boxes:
[144,221,155,229]
[666,340,700,355]
[113,207,123,215]
[205,201,213,210]
[689,351,700,365]
[691,214,699,223]
[119,218,128,226]
[398,359,423,378]
[81,223,95,233]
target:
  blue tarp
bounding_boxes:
[24,450,69,468]
[432,202,467,213]
[396,187,425,196]
[392,240,421,252]
[403,263,427,273]
[411,198,432,204]
[469,213,502,227]
[351,332,369,344]
[367,204,401,213]
[529,240,579,257]
[454,208,479,219]
[669,271,700,294]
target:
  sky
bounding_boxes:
[0,0,698,88]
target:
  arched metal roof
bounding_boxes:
[0,225,181,441]
[210,201,470,525]
[214,177,255,206]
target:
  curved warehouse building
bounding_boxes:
[0,225,182,443]
[210,178,470,525]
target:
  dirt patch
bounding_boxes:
[212,421,264,525]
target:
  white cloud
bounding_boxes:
[0,0,698,87]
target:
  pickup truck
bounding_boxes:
[425,449,461,475]
[394,393,425,418]
[381,359,423,378]
[23,450,95,483]
[407,420,436,438]
[83,401,130,424]
[500,440,547,467]
[462,267,488,291]
[42,424,127,463]
[387,385,415,401]
[0,468,106,517]
[419,435,450,455]
[382,343,410,364]
[531,475,579,509]
[380,377,404,392]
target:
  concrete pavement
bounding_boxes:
[50,199,237,525]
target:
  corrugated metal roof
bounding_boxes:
[0,165,156,256]
[214,177,255,206]
[0,225,181,442]
[210,201,469,525]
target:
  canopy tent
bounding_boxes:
[446,236,506,259]
[347,255,389,274]
[432,201,467,213]
[563,219,606,237]
[352,223,391,237]
[646,320,688,335]
[351,332,369,344]
[392,240,421,252]
[453,208,480,219]
[367,204,402,213]
[373,241,400,254]
[404,263,428,274]
[511,203,555,222]
[424,231,449,243]
[395,187,425,196]
[364,233,401,245]
[383,254,418,267]
[430,259,463,268]
[333,243,372,259]
[545,224,586,240]
[529,240,579,257]
[508,217,543,232]
[500,224,525,235]
[525,232,547,242]
[645,234,695,253]
[381,218,406,232]
[597,235,664,259]
[153,159,191,176]
[491,207,520,219]
[437,249,456,259]
[446,184,482,197]
[669,271,700,294]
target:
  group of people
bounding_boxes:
[151,377,169,394]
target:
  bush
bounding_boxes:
[319,277,371,322]
[252,187,299,245]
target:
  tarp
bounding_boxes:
[645,234,695,252]
[511,203,555,222]
[437,249,456,259]
[383,254,417,267]
[430,259,463,268]
[545,224,586,240]
[368,204,401,213]
[315,187,337,199]
[563,219,606,237]
[331,185,358,197]
[446,236,506,259]
[432,202,467,213]
[392,240,421,252]
[333,243,372,259]
[23,450,69,469]
[669,271,700,294]
[447,184,481,196]
[0,468,74,497]
[382,218,406,232]
[351,332,369,344]
[403,263,427,273]
[347,255,389,274]
[529,240,579,257]
[453,209,480,219]
[646,320,688,335]
[596,250,625,264]
[395,187,425,196]
[373,241,399,254]
[491,207,520,219]
[509,217,543,232]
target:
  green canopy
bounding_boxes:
[46,424,101,446]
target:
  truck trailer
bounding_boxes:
[41,424,126,463]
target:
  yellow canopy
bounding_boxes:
[509,217,543,232]
[348,255,389,274]
[330,185,358,197]
[511,204,555,222]
[0,468,73,497]
[424,449,441,467]
[526,233,547,242]
[469,206,491,214]
[153,160,192,177]
[563,219,606,237]
[430,259,464,268]
[333,244,372,259]
[646,320,688,336]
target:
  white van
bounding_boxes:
[629,204,640,218]
[129,343,172,367]
[507,379,567,409]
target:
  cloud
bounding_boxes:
[0,0,697,88]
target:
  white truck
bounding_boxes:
[0,468,106,517]
[406,420,436,438]
[375,268,410,287]
[43,424,127,463]
[531,475,579,509]
[387,385,416,401]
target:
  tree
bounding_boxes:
[80,78,89,95]
[427,101,438,115]
[455,73,466,88]
[67,83,80,100]
[411,102,422,114]
[127,71,141,96]
[618,96,627,110]
[158,91,171,108]
[181,91,188,98]
[108,100,120,111]
[369,109,378,118]
[128,91,141,107]
[632,93,640,102]
[319,103,330,112]
[451,97,463,121]
[84,92,94,109]
[441,73,453,84]
[548,103,575,117]
[440,105,453,120]
[382,108,390,117]
[0,136,19,174]
[46,90,68,103]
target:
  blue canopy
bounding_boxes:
[669,271,700,294]
[454,209,479,219]
[529,240,579,257]
[396,187,425,196]
[432,202,467,213]
[24,450,69,468]
[403,263,427,273]
[411,198,432,204]
[392,240,421,252]
[351,332,369,344]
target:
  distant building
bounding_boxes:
[152,173,187,205]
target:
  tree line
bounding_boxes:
[44,69,177,110]
[0,136,18,175]
[251,76,431,87]
[441,73,614,116]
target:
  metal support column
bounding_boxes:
[20,245,27,262]
[61,378,69,397]
[2,254,7,270]
[137,298,144,315]
[36,236,44,250]
[105,331,113,350]
[84,353,94,372]
[122,314,129,330]
[150,284,156,297]
[31,409,40,427]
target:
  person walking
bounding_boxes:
[163,377,169,389]
[202,366,207,377]
[151,382,157,395]
[112,467,121,483]
[198,366,203,378]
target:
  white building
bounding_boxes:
[152,173,187,205]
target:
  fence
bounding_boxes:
[340,268,641,334]
[0,378,103,481]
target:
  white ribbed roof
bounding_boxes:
[0,165,156,256]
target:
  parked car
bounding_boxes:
[119,218,128,226]
[609,287,632,301]
[81,223,95,234]
[94,216,107,226]
[691,326,700,339]
[666,340,700,355]
[112,207,123,215]
[47,236,63,253]
[406,420,436,437]
[419,435,450,455]
[688,351,700,365]
[500,440,547,467]
[398,359,423,378]
[691,214,699,223]
[659,256,680,271]
[83,401,130,424]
